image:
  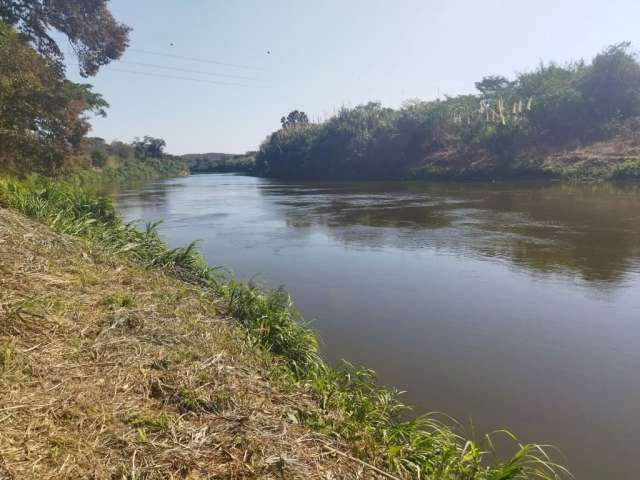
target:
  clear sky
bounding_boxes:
[63,0,640,155]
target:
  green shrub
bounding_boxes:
[90,149,108,168]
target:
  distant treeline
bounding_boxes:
[180,152,256,174]
[77,136,188,184]
[256,43,640,180]
[0,12,185,184]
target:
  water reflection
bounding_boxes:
[111,174,640,480]
[260,181,640,285]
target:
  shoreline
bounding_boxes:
[0,175,571,479]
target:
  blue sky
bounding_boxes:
[63,0,640,154]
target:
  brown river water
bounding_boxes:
[111,174,640,480]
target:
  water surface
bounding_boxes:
[112,174,640,480]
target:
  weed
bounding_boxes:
[101,293,135,308]
[127,411,175,432]
[1,344,12,371]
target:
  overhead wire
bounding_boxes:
[117,60,267,82]
[127,48,266,71]
[103,68,268,88]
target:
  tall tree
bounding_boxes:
[0,0,130,76]
[0,21,109,173]
[133,136,167,159]
[474,75,513,98]
[580,42,640,119]
[280,110,310,129]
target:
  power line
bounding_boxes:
[118,60,267,82]
[104,68,268,88]
[128,48,266,71]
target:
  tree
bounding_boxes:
[105,140,134,159]
[580,42,640,120]
[90,149,108,167]
[474,75,513,98]
[0,0,130,76]
[0,21,109,173]
[133,136,167,160]
[280,110,309,129]
[515,63,588,141]
[257,43,640,180]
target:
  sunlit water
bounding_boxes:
[110,174,640,479]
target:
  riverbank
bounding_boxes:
[254,45,640,182]
[0,176,569,479]
[256,117,640,182]
[0,207,364,479]
[0,155,189,191]
[408,122,640,181]
[65,157,189,188]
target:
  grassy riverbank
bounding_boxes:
[407,119,640,182]
[3,149,189,189]
[68,157,189,187]
[0,176,570,479]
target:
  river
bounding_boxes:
[111,173,640,480]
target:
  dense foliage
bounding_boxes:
[0,22,109,174]
[256,43,640,180]
[0,0,130,77]
[133,136,167,160]
[78,137,188,184]
[0,0,129,174]
[0,20,183,181]
[280,109,310,129]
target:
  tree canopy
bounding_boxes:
[0,21,109,173]
[0,0,129,173]
[133,136,167,160]
[280,110,309,129]
[0,0,130,76]
[474,75,513,98]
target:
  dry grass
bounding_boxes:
[544,127,640,174]
[0,208,379,479]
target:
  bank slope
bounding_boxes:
[0,208,362,479]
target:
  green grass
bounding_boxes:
[66,157,189,187]
[0,175,217,285]
[0,174,571,480]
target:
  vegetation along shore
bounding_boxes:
[0,176,571,478]
[2,0,638,477]
[255,45,640,181]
